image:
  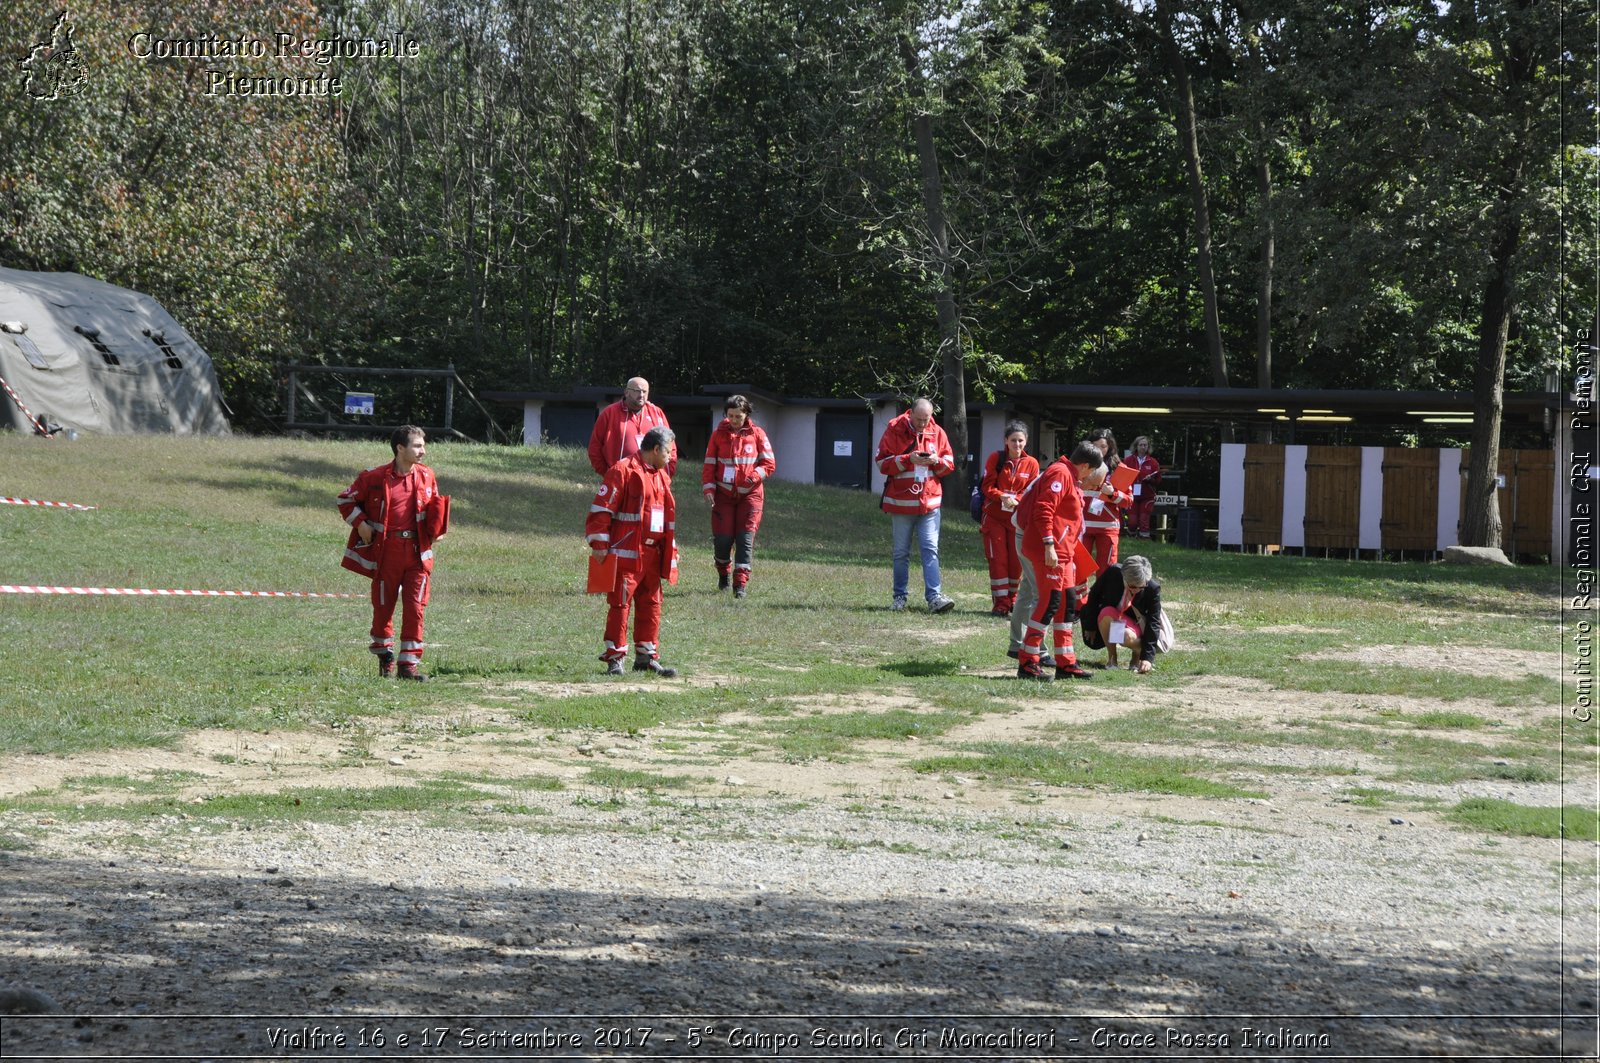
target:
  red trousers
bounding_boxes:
[371,546,430,665]
[1128,496,1156,536]
[1018,554,1078,669]
[604,544,665,661]
[982,516,1021,607]
[1083,526,1121,570]
[711,493,763,586]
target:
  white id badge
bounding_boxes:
[1109,620,1127,645]
[914,464,929,481]
[722,465,736,483]
[649,506,664,533]
[1089,498,1105,515]
[1131,483,1142,497]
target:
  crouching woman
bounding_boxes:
[1079,555,1168,674]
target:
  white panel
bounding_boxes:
[1437,448,1462,551]
[980,409,1009,461]
[772,405,816,485]
[1281,444,1308,549]
[521,400,543,447]
[1218,442,1247,546]
[1359,447,1384,550]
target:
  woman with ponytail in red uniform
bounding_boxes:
[1081,428,1132,570]
[979,421,1038,617]
[701,394,776,598]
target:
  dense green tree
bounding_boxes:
[2,0,1589,463]
[0,0,343,424]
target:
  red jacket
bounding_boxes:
[588,400,677,477]
[702,418,776,499]
[980,449,1040,524]
[586,454,678,579]
[1013,457,1085,569]
[1128,453,1162,494]
[338,462,448,578]
[875,412,954,516]
[1082,462,1133,534]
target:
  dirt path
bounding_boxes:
[0,674,1595,1059]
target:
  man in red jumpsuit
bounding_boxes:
[338,425,450,680]
[587,426,680,676]
[588,376,677,478]
[1012,439,1106,682]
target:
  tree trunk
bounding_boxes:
[1158,0,1229,393]
[1460,210,1520,548]
[1461,6,1538,550]
[1252,122,1275,443]
[900,35,970,492]
[1255,125,1274,391]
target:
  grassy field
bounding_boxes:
[0,433,1582,832]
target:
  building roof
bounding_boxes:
[995,383,1561,428]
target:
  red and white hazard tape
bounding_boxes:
[0,373,51,438]
[1,496,97,510]
[1,585,353,599]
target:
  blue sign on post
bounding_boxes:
[344,392,376,416]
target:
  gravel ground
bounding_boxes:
[1,686,1597,1060]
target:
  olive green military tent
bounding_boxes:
[0,267,229,436]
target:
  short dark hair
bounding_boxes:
[390,425,424,453]
[641,426,675,452]
[725,394,754,417]
[1003,420,1028,439]
[1069,440,1105,468]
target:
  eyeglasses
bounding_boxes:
[624,387,646,396]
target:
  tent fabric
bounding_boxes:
[0,267,230,436]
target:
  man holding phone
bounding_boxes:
[875,397,956,613]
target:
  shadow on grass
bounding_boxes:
[879,661,966,678]
[0,849,1583,1057]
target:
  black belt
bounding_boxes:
[394,530,416,539]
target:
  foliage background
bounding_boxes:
[0,0,1593,433]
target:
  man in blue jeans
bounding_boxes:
[874,398,956,613]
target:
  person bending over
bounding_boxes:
[1079,554,1165,674]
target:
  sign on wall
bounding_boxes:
[344,392,375,416]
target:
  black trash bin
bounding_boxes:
[1175,506,1205,549]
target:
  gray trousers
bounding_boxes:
[1007,529,1037,653]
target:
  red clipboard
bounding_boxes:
[1070,538,1099,581]
[586,552,617,594]
[1108,463,1137,495]
[428,494,451,538]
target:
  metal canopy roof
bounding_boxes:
[995,383,1561,426]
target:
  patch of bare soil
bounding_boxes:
[0,672,1593,1059]
[1302,642,1561,678]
